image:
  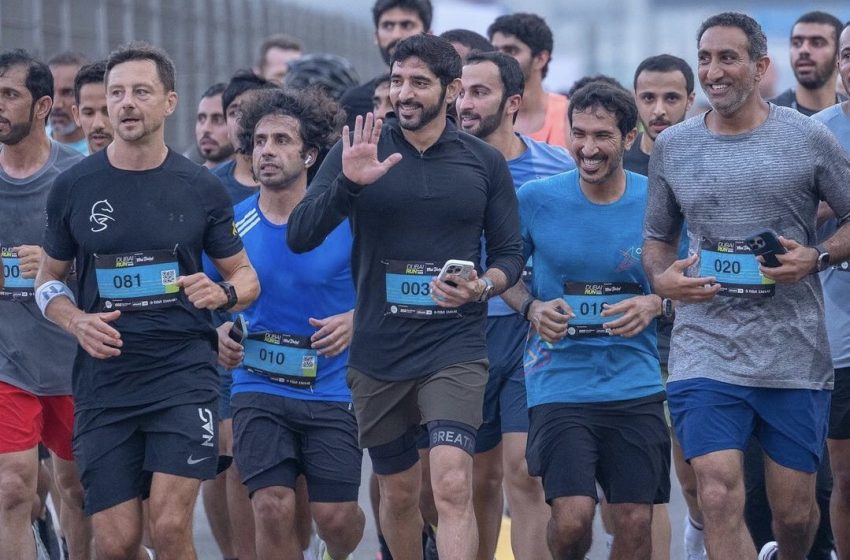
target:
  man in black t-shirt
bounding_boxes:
[36,42,259,560]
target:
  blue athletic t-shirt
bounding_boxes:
[487,134,575,316]
[211,160,258,205]
[205,194,355,401]
[518,170,662,405]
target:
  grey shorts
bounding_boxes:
[346,359,488,449]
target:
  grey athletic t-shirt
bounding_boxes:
[0,141,82,395]
[644,104,850,390]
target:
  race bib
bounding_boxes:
[563,281,643,337]
[243,332,318,389]
[95,249,181,311]
[698,238,775,298]
[384,260,459,319]
[1,247,34,301]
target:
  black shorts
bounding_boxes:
[829,367,850,440]
[74,397,219,515]
[527,393,670,505]
[231,392,361,502]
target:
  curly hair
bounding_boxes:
[237,87,344,156]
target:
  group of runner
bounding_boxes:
[2,1,850,560]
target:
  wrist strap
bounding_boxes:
[520,296,535,321]
[35,280,76,323]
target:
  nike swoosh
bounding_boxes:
[186,456,211,465]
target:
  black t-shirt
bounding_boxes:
[43,149,243,410]
[623,133,650,176]
[288,119,524,381]
[340,77,381,130]
[771,88,848,117]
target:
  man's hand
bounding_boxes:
[177,273,227,310]
[653,253,721,302]
[216,321,244,369]
[430,270,482,308]
[68,310,122,359]
[13,245,44,279]
[309,310,354,357]
[342,113,402,186]
[759,236,817,283]
[601,295,662,338]
[528,298,574,344]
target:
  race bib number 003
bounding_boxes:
[1,246,35,301]
[95,249,181,311]
[698,238,775,298]
[384,260,459,319]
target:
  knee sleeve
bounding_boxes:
[427,420,477,456]
[368,427,420,475]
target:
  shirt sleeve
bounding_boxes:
[42,170,77,261]
[643,133,684,243]
[810,121,850,226]
[200,170,243,259]
[287,140,359,254]
[482,152,524,286]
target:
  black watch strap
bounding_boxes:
[216,282,238,311]
[520,296,535,321]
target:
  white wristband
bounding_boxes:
[35,280,76,322]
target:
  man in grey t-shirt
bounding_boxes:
[642,13,850,560]
[0,50,88,559]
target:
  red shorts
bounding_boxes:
[0,381,75,461]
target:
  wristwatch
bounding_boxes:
[476,276,495,303]
[815,244,831,273]
[216,281,238,311]
[660,297,675,319]
[520,296,536,321]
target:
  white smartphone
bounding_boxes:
[438,259,476,283]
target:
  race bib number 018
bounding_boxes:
[384,260,459,319]
[95,249,181,311]
[563,281,643,337]
[698,238,775,298]
[243,332,318,389]
[1,246,35,301]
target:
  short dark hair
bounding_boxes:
[568,83,638,137]
[47,51,88,68]
[567,74,626,98]
[222,70,276,114]
[257,34,303,69]
[633,54,695,94]
[697,12,768,62]
[440,29,495,54]
[200,82,226,101]
[793,11,844,48]
[374,72,391,87]
[391,34,461,88]
[106,42,176,92]
[238,87,344,156]
[465,51,524,102]
[73,60,107,104]
[372,0,432,31]
[487,13,554,78]
[0,49,53,108]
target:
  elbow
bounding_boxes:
[286,229,313,254]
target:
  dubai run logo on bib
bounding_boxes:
[89,199,114,232]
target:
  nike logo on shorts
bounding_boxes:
[186,455,211,465]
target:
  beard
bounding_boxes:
[0,102,36,145]
[794,60,835,90]
[395,88,447,132]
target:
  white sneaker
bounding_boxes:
[758,541,779,560]
[683,516,708,560]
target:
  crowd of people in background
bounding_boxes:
[1,1,850,560]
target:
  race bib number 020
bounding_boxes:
[95,249,181,311]
[698,238,775,298]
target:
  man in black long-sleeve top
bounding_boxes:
[288,34,523,560]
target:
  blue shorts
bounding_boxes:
[668,378,830,473]
[218,366,233,420]
[476,314,530,453]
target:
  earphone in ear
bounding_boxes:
[304,156,312,164]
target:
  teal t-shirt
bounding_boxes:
[519,170,662,405]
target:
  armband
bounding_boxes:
[35,280,77,322]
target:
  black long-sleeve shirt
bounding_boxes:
[288,118,523,381]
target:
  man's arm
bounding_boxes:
[179,249,259,312]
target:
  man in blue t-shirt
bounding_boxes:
[502,83,670,560]
[456,50,573,560]
[210,88,364,560]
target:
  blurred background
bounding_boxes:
[1,0,847,151]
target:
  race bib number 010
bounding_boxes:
[698,238,775,298]
[1,246,35,301]
[95,249,181,311]
[243,332,318,389]
[384,260,459,319]
[563,281,643,337]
